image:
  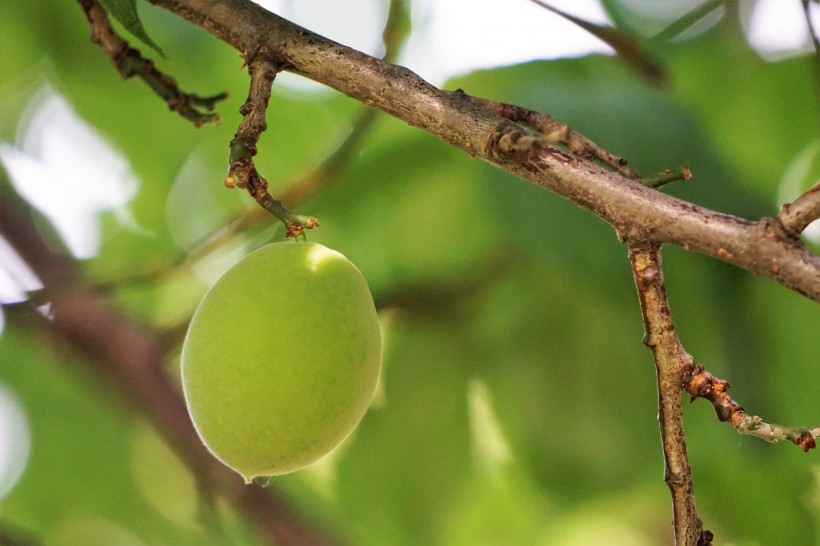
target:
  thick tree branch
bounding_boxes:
[628,243,712,546]
[146,0,820,302]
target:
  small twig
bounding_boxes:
[77,0,226,126]
[776,182,820,238]
[643,167,692,189]
[457,91,641,179]
[628,243,712,546]
[225,47,318,234]
[687,365,819,452]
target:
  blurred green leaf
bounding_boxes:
[329,314,472,545]
[1,3,818,546]
[0,324,226,546]
[667,28,820,200]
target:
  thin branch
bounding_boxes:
[77,0,226,126]
[225,46,318,235]
[276,108,379,206]
[628,243,712,546]
[687,365,819,451]
[776,182,820,238]
[147,0,820,303]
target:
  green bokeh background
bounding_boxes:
[1,1,818,545]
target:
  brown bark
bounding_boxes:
[143,0,820,302]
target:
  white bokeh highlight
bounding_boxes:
[402,0,612,83]
[0,384,31,502]
[0,86,140,260]
[743,0,819,60]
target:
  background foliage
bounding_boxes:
[1,1,819,544]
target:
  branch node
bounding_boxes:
[642,167,692,189]
[687,364,818,452]
[458,91,641,179]
[775,182,820,239]
[796,435,817,453]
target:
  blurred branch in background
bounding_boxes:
[0,180,341,546]
[650,0,726,44]
[0,519,40,546]
[802,0,820,90]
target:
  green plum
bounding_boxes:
[181,242,382,483]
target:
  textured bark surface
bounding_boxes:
[147,0,820,302]
[629,244,712,546]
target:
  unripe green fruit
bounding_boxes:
[181,242,381,483]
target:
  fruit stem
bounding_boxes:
[224,45,319,238]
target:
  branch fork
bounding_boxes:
[630,242,818,544]
[462,92,698,195]
[79,0,317,234]
[775,182,820,239]
[628,243,710,546]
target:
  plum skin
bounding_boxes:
[181,242,382,483]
